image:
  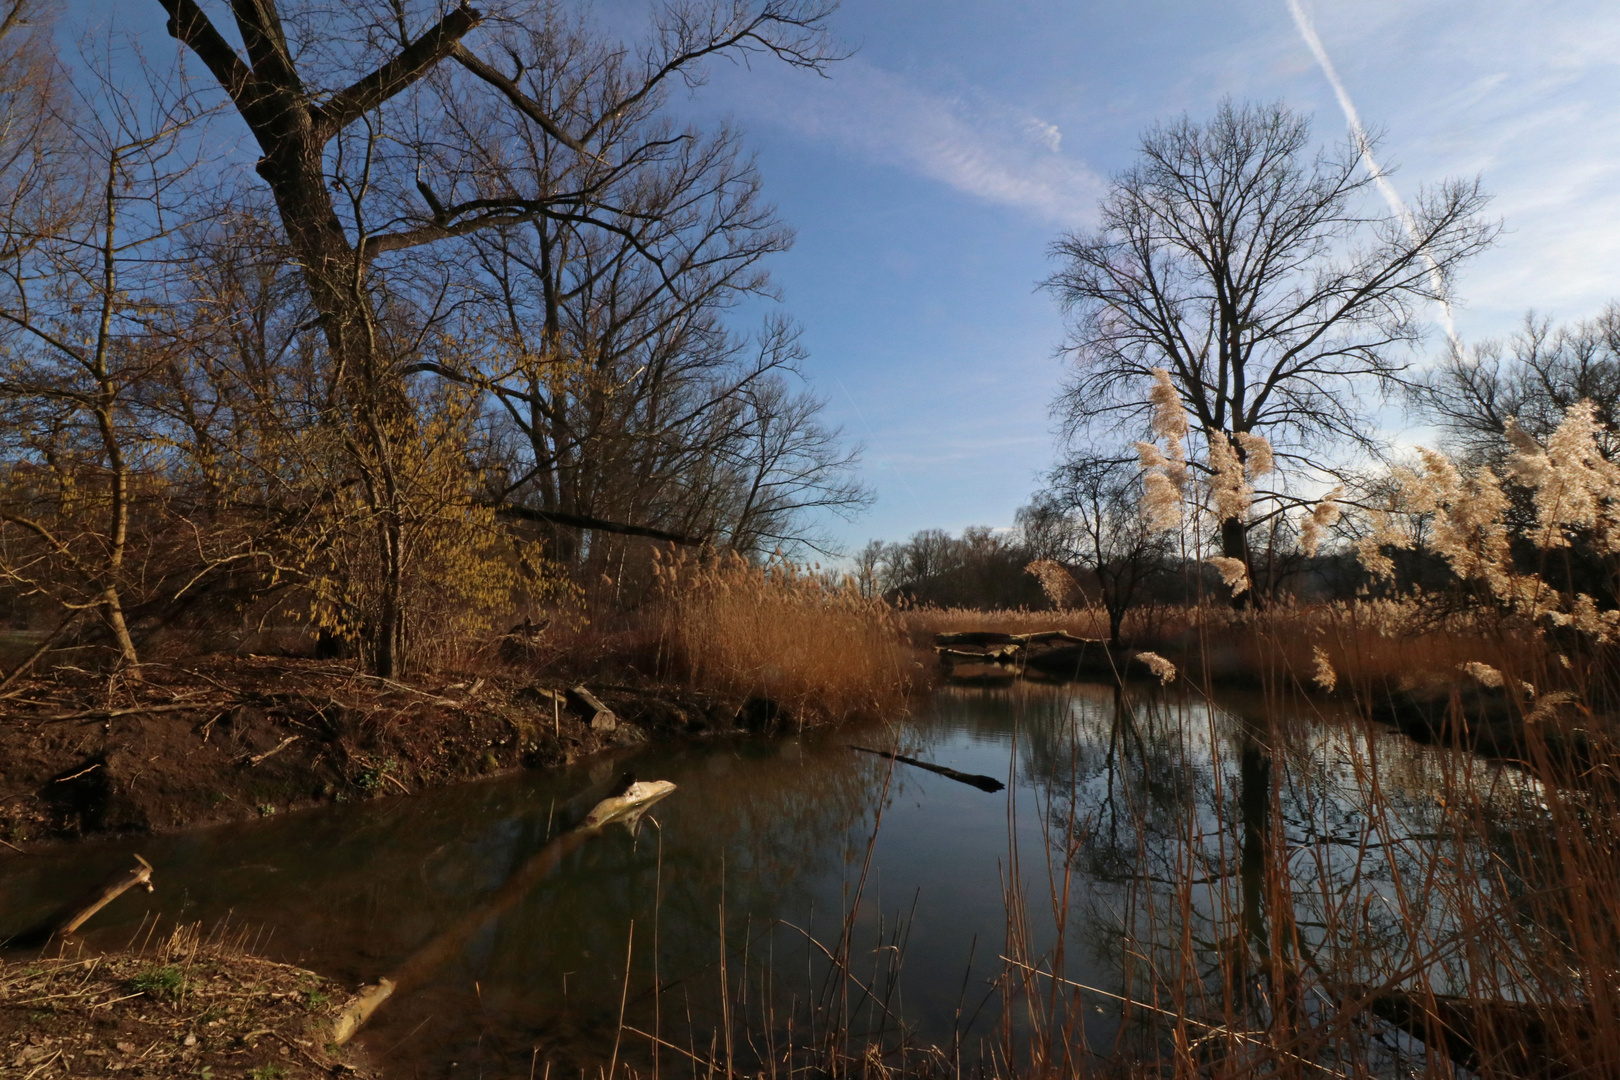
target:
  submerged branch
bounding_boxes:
[848,745,1005,793]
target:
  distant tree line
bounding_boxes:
[852,528,1049,611]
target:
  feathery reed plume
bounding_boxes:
[1235,430,1274,478]
[1147,367,1188,450]
[1136,369,1193,531]
[1024,558,1080,610]
[1359,400,1620,640]
[1311,645,1337,692]
[1205,555,1250,596]
[1459,660,1505,689]
[1206,433,1254,523]
[1298,485,1343,556]
[1135,650,1176,684]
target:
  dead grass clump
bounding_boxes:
[649,551,921,724]
[0,923,379,1078]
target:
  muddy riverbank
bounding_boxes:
[0,654,785,850]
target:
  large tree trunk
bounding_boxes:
[160,0,484,678]
[256,141,412,675]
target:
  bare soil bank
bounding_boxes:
[0,655,758,849]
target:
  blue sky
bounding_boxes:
[674,0,1620,552]
[71,1,1620,553]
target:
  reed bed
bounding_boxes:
[645,550,923,724]
[902,598,1566,701]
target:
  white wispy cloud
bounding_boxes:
[1286,0,1462,352]
[707,58,1103,226]
[1268,0,1620,336]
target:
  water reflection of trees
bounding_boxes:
[16,682,1614,1076]
[1000,681,1609,1076]
[381,735,894,1075]
[3,736,892,1077]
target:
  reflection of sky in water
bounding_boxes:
[0,682,1555,1076]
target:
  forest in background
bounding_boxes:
[0,0,871,683]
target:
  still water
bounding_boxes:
[0,680,1534,1076]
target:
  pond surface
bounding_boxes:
[0,679,1544,1077]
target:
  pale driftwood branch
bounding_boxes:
[330,780,676,1045]
[933,630,1093,648]
[45,704,204,723]
[344,672,465,707]
[1010,630,1093,645]
[849,746,1005,793]
[58,854,154,936]
[936,645,1022,663]
[330,978,397,1045]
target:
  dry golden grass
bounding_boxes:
[1,923,379,1078]
[1239,599,1545,697]
[901,598,1562,701]
[646,551,923,724]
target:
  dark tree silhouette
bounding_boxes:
[1045,99,1496,577]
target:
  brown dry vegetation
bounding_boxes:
[1,924,379,1079]
[905,599,1553,696]
[0,556,927,847]
[645,551,922,724]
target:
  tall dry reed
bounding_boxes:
[991,664,1620,1079]
[648,550,922,724]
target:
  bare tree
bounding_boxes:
[1032,457,1171,645]
[1415,305,1620,464]
[0,0,75,264]
[1044,100,1496,576]
[442,125,862,560]
[158,0,840,674]
[850,538,886,599]
[0,51,208,678]
[716,374,869,556]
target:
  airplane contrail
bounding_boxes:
[1285,0,1462,354]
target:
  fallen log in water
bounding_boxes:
[936,645,1021,664]
[849,745,1005,793]
[7,854,154,946]
[1343,985,1598,1080]
[569,684,618,732]
[1009,630,1092,645]
[330,777,677,1046]
[933,630,1093,649]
